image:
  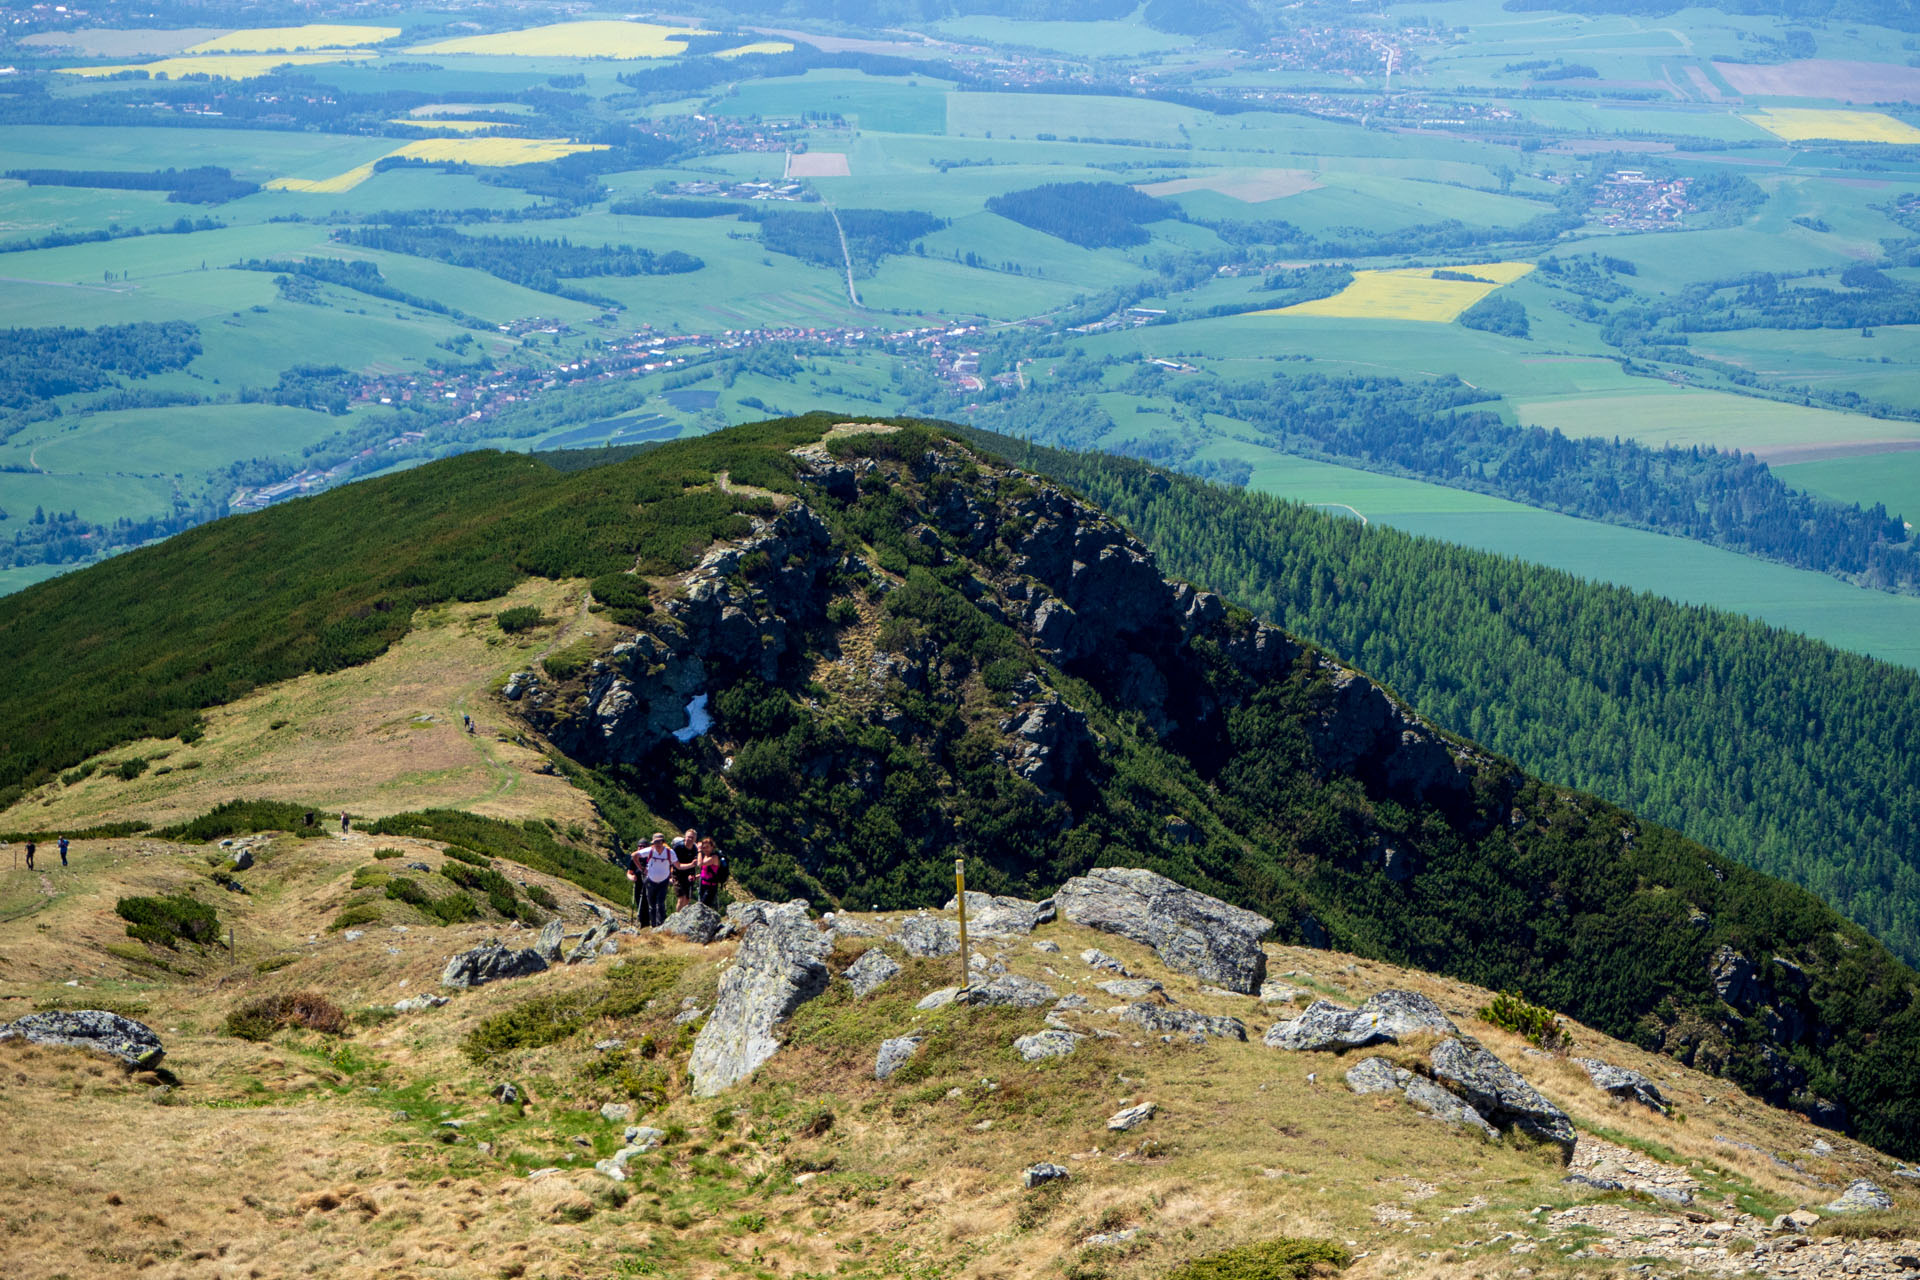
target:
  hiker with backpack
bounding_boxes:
[58,836,68,868]
[24,840,34,871]
[636,832,675,927]
[696,837,725,909]
[670,828,699,913]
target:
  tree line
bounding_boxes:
[330,227,702,307]
[0,322,201,409]
[2,166,257,204]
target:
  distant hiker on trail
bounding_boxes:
[305,810,316,829]
[638,832,675,927]
[696,838,724,909]
[670,828,698,912]
[58,836,68,868]
[340,811,350,835]
[24,840,34,871]
[463,713,474,734]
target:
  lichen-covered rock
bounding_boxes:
[893,915,960,958]
[1023,1162,1070,1188]
[1107,1101,1156,1131]
[875,1034,923,1080]
[1014,1030,1084,1061]
[1263,989,1456,1052]
[1056,867,1272,994]
[565,918,619,964]
[660,903,724,945]
[1119,1002,1246,1041]
[1574,1057,1669,1113]
[1081,948,1131,975]
[955,974,1056,1008]
[441,940,550,989]
[1826,1180,1894,1214]
[1344,1056,1405,1095]
[1096,979,1163,999]
[1343,1056,1497,1138]
[1430,1037,1575,1157]
[393,994,449,1013]
[0,1010,164,1067]
[532,918,565,963]
[941,890,1055,936]
[844,948,901,997]
[689,900,830,1096]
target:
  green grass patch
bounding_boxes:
[158,799,331,842]
[369,808,628,901]
[1164,1237,1353,1280]
[462,953,695,1062]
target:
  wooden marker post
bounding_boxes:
[954,857,969,993]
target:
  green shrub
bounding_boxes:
[542,639,597,682]
[443,861,519,916]
[527,884,558,910]
[224,990,348,1041]
[462,954,692,1061]
[424,891,480,925]
[329,903,382,931]
[351,866,391,889]
[385,877,429,906]
[368,809,626,901]
[372,847,403,860]
[115,758,149,781]
[1478,990,1571,1052]
[116,894,219,948]
[497,605,546,634]
[1164,1237,1353,1280]
[590,573,654,626]
[159,799,329,842]
[60,763,97,786]
[442,845,491,867]
[825,597,859,626]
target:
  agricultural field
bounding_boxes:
[56,52,372,79]
[183,24,398,53]
[267,139,608,193]
[408,21,721,59]
[1269,263,1536,322]
[1746,108,1920,144]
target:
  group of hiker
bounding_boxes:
[14,835,69,871]
[622,828,726,927]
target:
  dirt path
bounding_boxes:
[822,202,862,308]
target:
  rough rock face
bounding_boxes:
[1107,1102,1156,1131]
[566,918,619,964]
[1345,1056,1498,1138]
[1000,698,1092,792]
[1097,979,1164,1000]
[1826,1180,1894,1214]
[1023,1162,1069,1188]
[1574,1057,1669,1113]
[955,974,1056,1008]
[1709,945,1769,1012]
[941,891,1055,936]
[893,915,960,958]
[442,941,551,989]
[1430,1037,1576,1157]
[689,900,831,1097]
[0,1010,164,1067]
[1056,867,1272,994]
[1014,1030,1083,1061]
[660,903,724,945]
[1119,1002,1247,1042]
[1263,989,1456,1051]
[875,1034,923,1080]
[844,948,901,997]
[533,919,565,963]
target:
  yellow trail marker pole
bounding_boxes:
[954,857,969,993]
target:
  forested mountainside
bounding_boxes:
[1,414,1918,1157]
[977,435,1920,974]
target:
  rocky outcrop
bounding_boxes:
[941,891,1055,936]
[1263,989,1457,1051]
[844,948,901,997]
[1023,1162,1069,1188]
[565,918,619,964]
[689,900,831,1097]
[955,974,1055,1008]
[1000,698,1091,792]
[1345,1056,1497,1139]
[1709,946,1768,1012]
[442,940,550,989]
[1014,1030,1083,1061]
[1308,666,1475,808]
[875,1034,923,1080]
[533,919,565,963]
[1097,979,1163,1000]
[1574,1057,1669,1113]
[1120,1002,1246,1042]
[1056,867,1272,994]
[660,903,724,945]
[893,915,960,958]
[1430,1037,1575,1157]
[0,1010,164,1067]
[1826,1180,1894,1214]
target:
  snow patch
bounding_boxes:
[673,693,712,743]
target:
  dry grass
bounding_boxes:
[1137,168,1321,202]
[787,151,852,178]
[1267,262,1536,323]
[1746,108,1920,144]
[184,24,398,53]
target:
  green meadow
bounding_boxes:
[1776,452,1920,521]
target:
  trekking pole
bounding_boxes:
[954,857,969,994]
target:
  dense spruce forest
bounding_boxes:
[330,227,703,305]
[1175,371,1920,588]
[234,258,473,322]
[986,182,1173,248]
[0,322,202,409]
[741,207,946,274]
[2,165,257,204]
[976,432,1920,969]
[3,415,1919,1156]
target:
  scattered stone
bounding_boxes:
[844,948,902,998]
[1344,1056,1404,1096]
[1827,1180,1894,1214]
[1574,1057,1669,1113]
[893,915,960,958]
[623,1127,663,1152]
[1119,1002,1246,1041]
[1081,948,1131,976]
[876,1034,924,1080]
[660,903,724,944]
[393,994,449,1013]
[1032,940,1061,954]
[441,940,549,989]
[1259,982,1302,1004]
[1343,1057,1496,1138]
[1054,994,1089,1010]
[532,918,565,963]
[1057,867,1273,993]
[942,890,1055,936]
[1096,979,1164,999]
[825,914,885,939]
[672,1006,704,1026]
[689,900,832,1097]
[230,849,255,871]
[593,1039,624,1052]
[491,1083,520,1105]
[1263,989,1455,1052]
[1430,1037,1575,1157]
[1567,1135,1699,1205]
[1084,1228,1139,1247]
[407,862,432,873]
[917,986,960,1011]
[1774,1209,1821,1233]
[342,929,364,942]
[1015,1030,1084,1061]
[0,1010,164,1067]
[566,918,619,963]
[594,1146,648,1181]
[955,974,1056,1008]
[1107,1101,1156,1131]
[600,1102,632,1124]
[1023,1162,1070,1188]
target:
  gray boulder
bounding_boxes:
[689,900,831,1096]
[955,974,1056,1008]
[441,940,550,989]
[942,890,1055,936]
[917,986,961,1011]
[1344,1056,1405,1095]
[1055,867,1272,994]
[660,903,724,945]
[1107,1101,1156,1131]
[1430,1037,1575,1156]
[1343,1056,1496,1138]
[1015,1030,1084,1061]
[844,948,901,998]
[1096,979,1163,999]
[624,1126,664,1152]
[532,918,565,963]
[1574,1057,1669,1113]
[393,994,449,1013]
[492,1082,521,1105]
[1081,948,1131,975]
[0,1010,164,1067]
[1826,1180,1894,1214]
[230,848,254,871]
[893,915,960,958]
[565,918,619,964]
[875,1034,923,1080]
[1263,989,1455,1052]
[1119,1002,1246,1042]
[1023,1162,1070,1188]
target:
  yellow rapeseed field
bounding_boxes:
[408,20,713,58]
[715,41,795,58]
[59,52,369,79]
[1746,108,1920,144]
[267,138,607,194]
[1267,262,1535,323]
[185,24,398,53]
